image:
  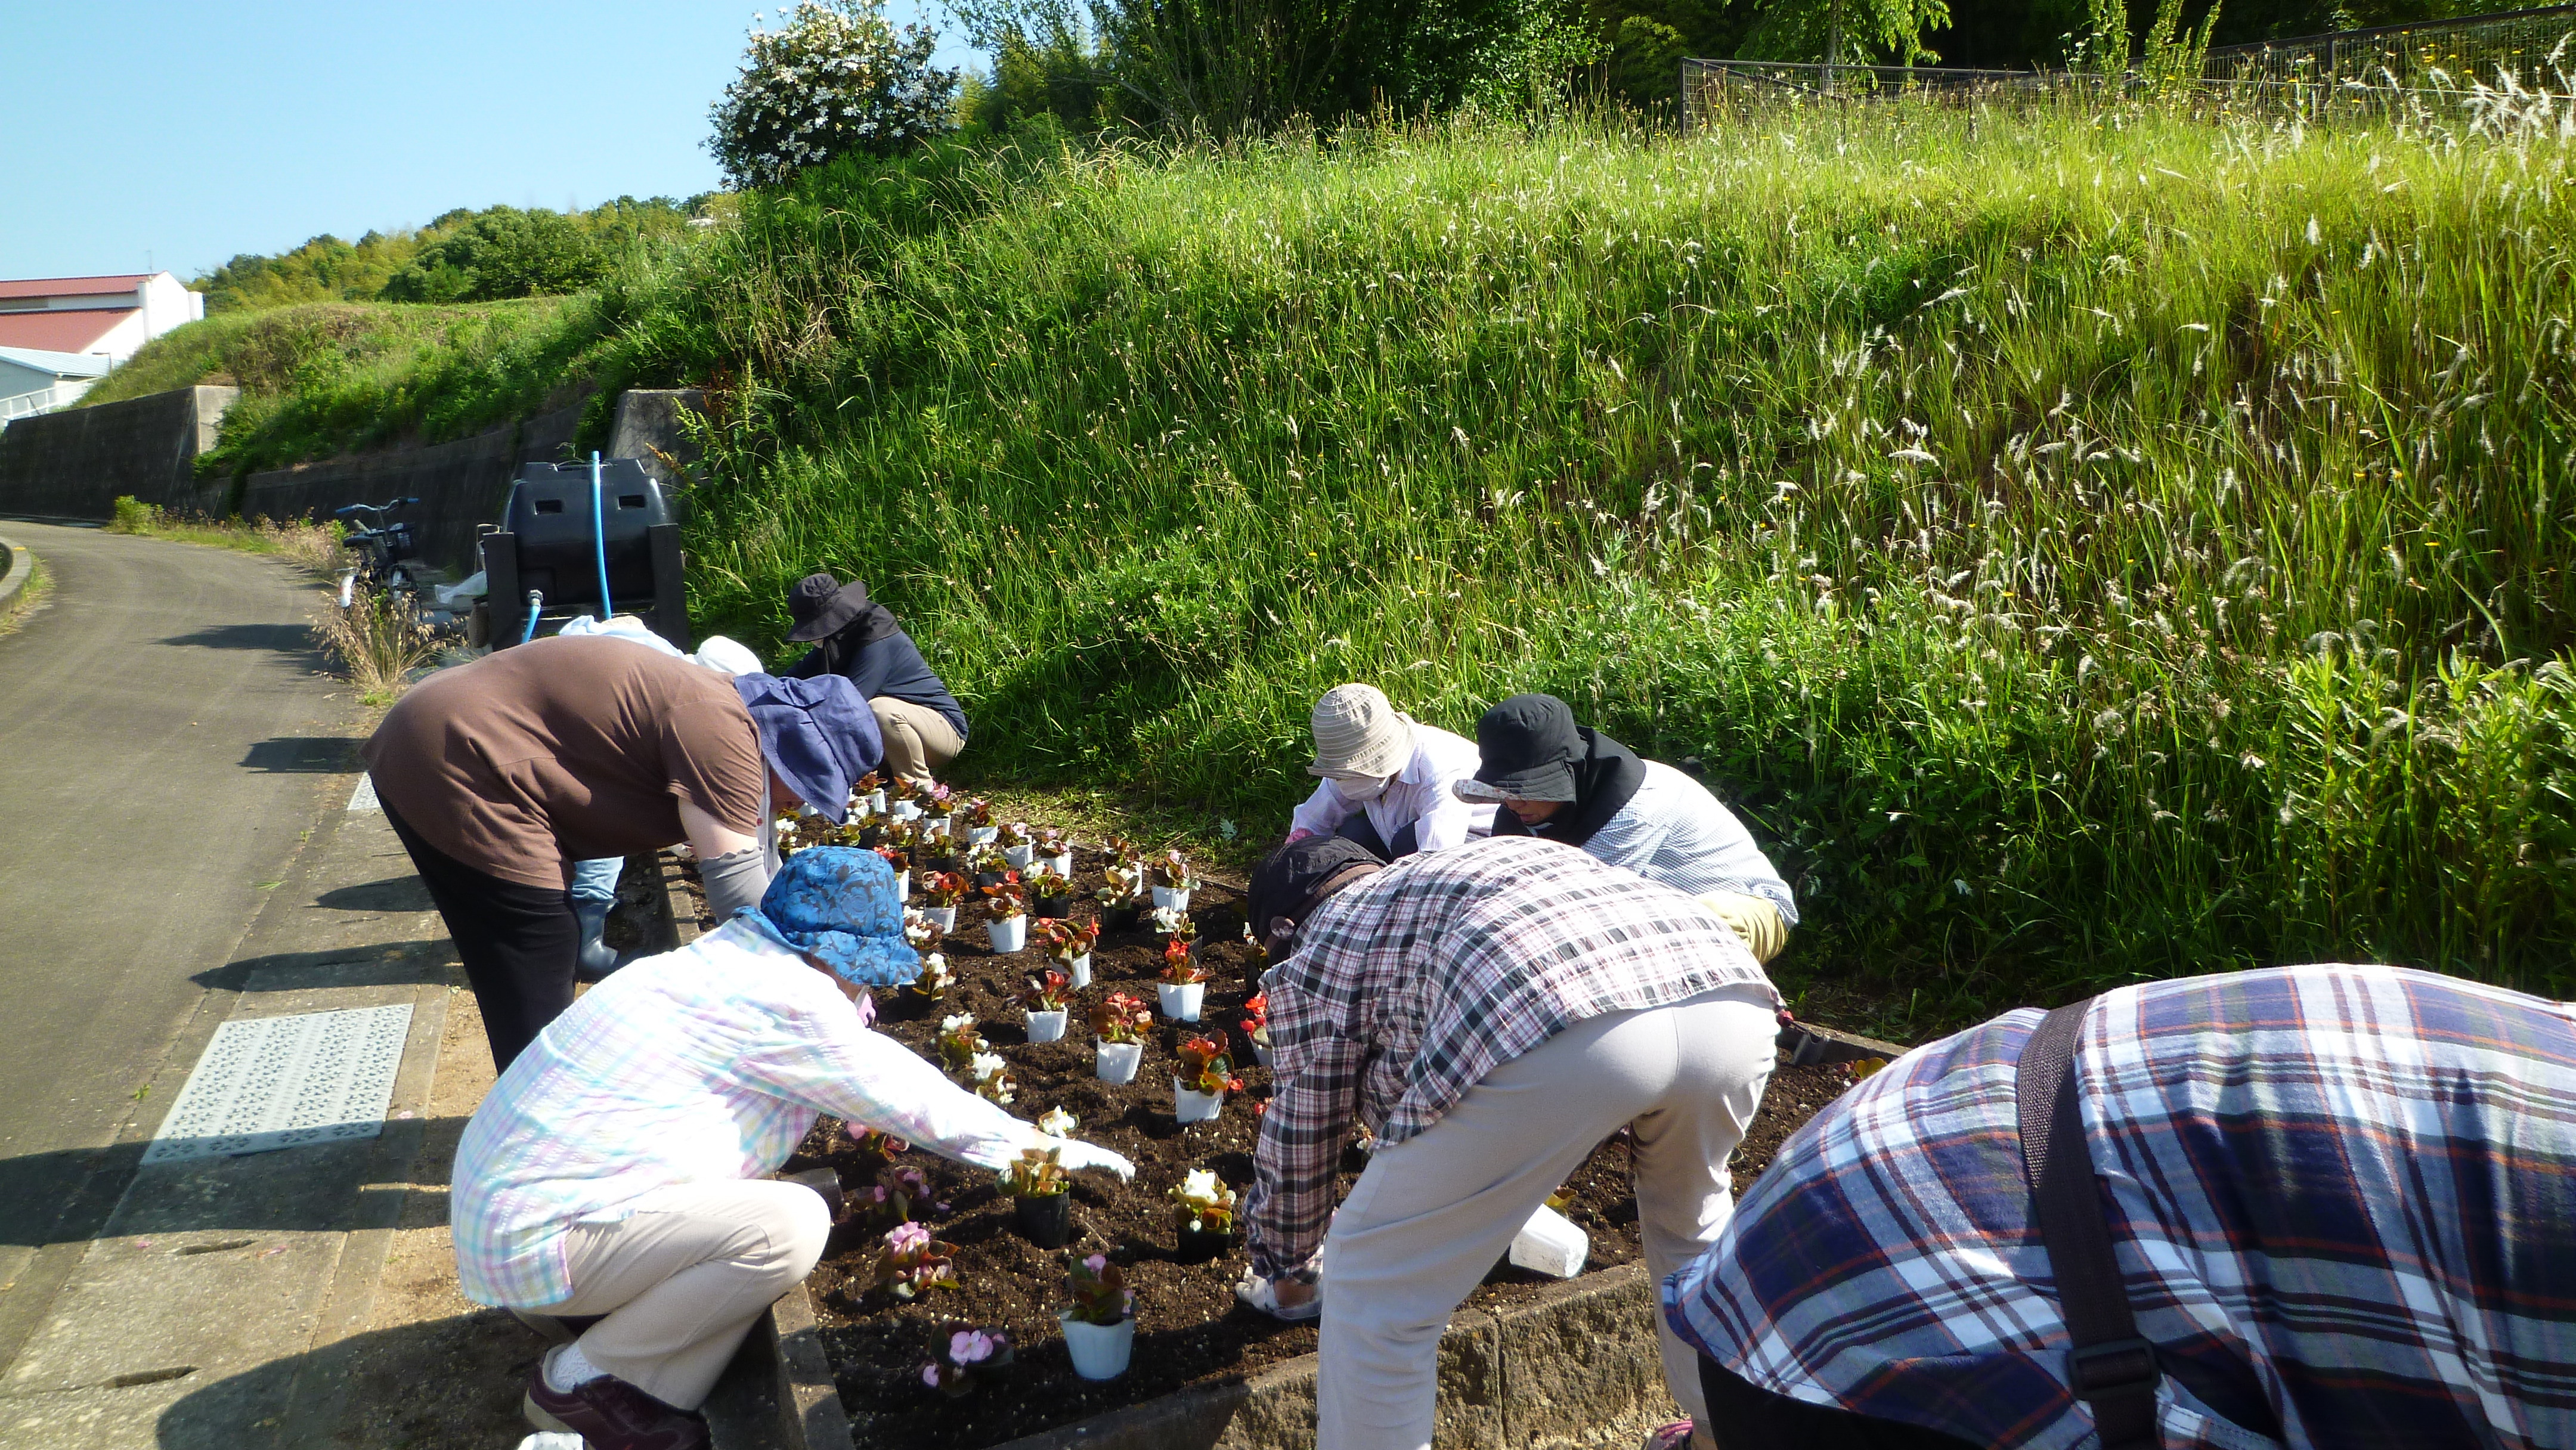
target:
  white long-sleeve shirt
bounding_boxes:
[1288,721,1495,854]
[1578,761,1798,924]
[450,921,1041,1307]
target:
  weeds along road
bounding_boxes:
[0,521,358,1316]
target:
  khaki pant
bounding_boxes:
[1699,891,1789,963]
[1316,984,1780,1450]
[870,696,964,787]
[535,1179,829,1410]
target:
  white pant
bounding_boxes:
[535,1179,829,1410]
[1317,985,1779,1450]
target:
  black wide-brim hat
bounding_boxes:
[786,574,874,643]
[1458,693,1582,803]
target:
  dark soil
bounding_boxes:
[755,842,1866,1449]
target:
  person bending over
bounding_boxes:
[1236,835,1780,1450]
[779,573,968,788]
[454,847,1132,1450]
[1457,693,1796,962]
[1283,683,1493,859]
[363,633,881,1069]
[1665,963,2576,1450]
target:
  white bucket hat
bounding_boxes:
[1307,684,1416,779]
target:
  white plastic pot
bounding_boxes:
[892,870,910,901]
[1095,1040,1143,1084]
[1151,885,1192,912]
[1046,851,1075,877]
[986,915,1030,953]
[1157,981,1205,1023]
[1173,1080,1224,1124]
[967,825,999,847]
[924,814,952,838]
[922,905,957,932]
[1252,1038,1274,1070]
[892,800,922,821]
[1065,953,1092,989]
[1060,1313,1134,1380]
[1026,1009,1068,1043]
[1509,1202,1591,1279]
[866,790,888,816]
[1004,844,1036,869]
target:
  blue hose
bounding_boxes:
[591,451,612,621]
[520,590,543,644]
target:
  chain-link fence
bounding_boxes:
[1681,5,2576,129]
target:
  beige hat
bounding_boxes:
[1307,684,1416,779]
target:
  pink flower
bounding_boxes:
[1083,1253,1108,1273]
[920,1362,942,1387]
[950,1328,995,1363]
[885,1221,931,1256]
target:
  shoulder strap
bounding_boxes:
[2018,1001,2162,1450]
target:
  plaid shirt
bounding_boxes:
[1246,835,1777,1279]
[1664,964,2576,1450]
[451,921,1038,1307]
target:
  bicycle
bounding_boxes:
[332,496,424,609]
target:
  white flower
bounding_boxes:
[1179,1168,1221,1203]
[1036,1107,1077,1138]
[970,1052,1005,1080]
[940,1014,975,1034]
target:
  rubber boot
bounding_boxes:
[572,898,620,981]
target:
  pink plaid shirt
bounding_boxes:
[1245,836,1777,1279]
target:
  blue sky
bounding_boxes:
[1,1,983,282]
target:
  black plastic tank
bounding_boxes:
[502,459,671,611]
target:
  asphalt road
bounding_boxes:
[0,522,358,1271]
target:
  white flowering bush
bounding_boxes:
[707,1,958,189]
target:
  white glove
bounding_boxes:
[1235,1268,1323,1322]
[1051,1138,1135,1181]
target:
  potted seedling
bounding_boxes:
[920,1326,1013,1398]
[852,770,887,819]
[919,872,970,932]
[1060,1253,1135,1381]
[917,782,955,836]
[1036,1106,1078,1139]
[1020,969,1075,1042]
[1036,826,1074,878]
[1151,850,1194,912]
[998,819,1036,869]
[1029,864,1076,918]
[983,878,1030,953]
[999,1144,1074,1247]
[1168,1167,1239,1263]
[1157,938,1209,1022]
[1240,992,1272,1069]
[1172,1036,1243,1125]
[1091,991,1151,1084]
[1037,916,1098,987]
[869,1220,959,1302]
[970,1051,1016,1105]
[970,844,1014,888]
[936,1014,989,1073]
[960,797,997,845]
[857,1161,947,1228]
[874,843,912,901]
[775,812,812,858]
[1098,838,1150,930]
[906,952,954,1003]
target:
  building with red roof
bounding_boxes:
[0,272,205,423]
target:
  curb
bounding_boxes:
[0,534,30,615]
[663,849,1908,1450]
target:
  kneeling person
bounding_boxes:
[452,847,1132,1450]
[1284,683,1493,859]
[1239,835,1781,1450]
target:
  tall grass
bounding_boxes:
[622,104,2576,1021]
[140,99,2576,1023]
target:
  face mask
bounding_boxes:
[1334,774,1391,803]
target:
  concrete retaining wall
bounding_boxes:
[0,386,236,520]
[233,399,588,576]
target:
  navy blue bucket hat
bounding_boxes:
[735,672,883,824]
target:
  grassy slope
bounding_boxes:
[132,107,2576,1027]
[79,298,603,476]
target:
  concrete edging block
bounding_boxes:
[0,535,27,614]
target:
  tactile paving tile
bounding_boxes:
[142,1004,414,1164]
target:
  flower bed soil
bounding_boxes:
[750,843,1863,1450]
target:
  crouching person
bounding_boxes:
[451,847,1132,1450]
[1236,835,1781,1450]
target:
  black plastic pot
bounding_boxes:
[1036,894,1073,918]
[1174,1223,1234,1265]
[975,871,1007,889]
[1105,903,1145,932]
[1013,1191,1073,1248]
[856,824,884,850]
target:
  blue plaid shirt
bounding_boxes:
[1664,963,2576,1450]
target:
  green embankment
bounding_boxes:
[122,109,2576,1025]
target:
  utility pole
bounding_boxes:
[1824,0,1844,94]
